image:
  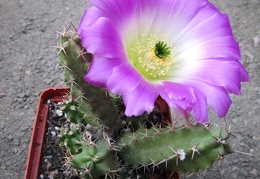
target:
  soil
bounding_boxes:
[39,101,68,179]
[0,0,259,178]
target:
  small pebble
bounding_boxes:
[17,93,26,98]
[239,168,248,177]
[39,174,44,179]
[57,102,63,105]
[0,121,5,130]
[13,147,19,154]
[51,131,56,137]
[7,135,13,141]
[55,109,63,117]
[12,139,20,146]
[253,35,259,47]
[0,164,6,170]
[45,155,53,159]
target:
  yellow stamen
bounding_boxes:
[128,34,174,81]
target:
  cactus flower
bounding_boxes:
[78,0,249,122]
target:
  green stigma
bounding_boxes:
[154,41,171,58]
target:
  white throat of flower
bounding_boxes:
[128,34,174,82]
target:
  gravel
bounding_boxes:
[0,0,259,178]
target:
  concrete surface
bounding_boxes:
[0,0,259,178]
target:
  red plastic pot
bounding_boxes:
[24,87,70,179]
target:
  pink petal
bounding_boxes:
[88,0,138,32]
[174,4,233,46]
[176,59,244,95]
[107,63,142,95]
[159,81,208,122]
[77,7,105,34]
[177,36,241,62]
[105,62,159,116]
[136,0,210,35]
[79,17,127,59]
[158,82,195,118]
[158,0,209,35]
[123,80,158,116]
[85,56,123,87]
[181,79,232,118]
[191,88,208,123]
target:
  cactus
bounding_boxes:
[117,124,232,173]
[62,100,86,124]
[57,29,120,136]
[56,28,234,178]
[59,123,82,155]
[70,140,116,179]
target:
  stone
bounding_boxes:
[12,138,20,146]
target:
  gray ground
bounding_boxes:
[0,0,259,178]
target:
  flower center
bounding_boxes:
[128,34,174,82]
[154,41,171,59]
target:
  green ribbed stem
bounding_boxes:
[71,140,116,179]
[117,124,232,173]
[57,30,120,137]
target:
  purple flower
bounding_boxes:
[78,0,249,122]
